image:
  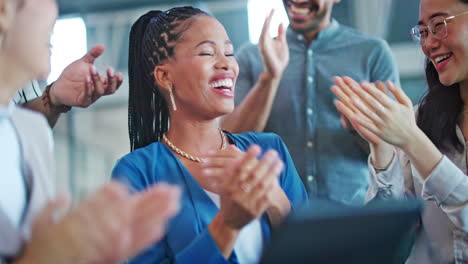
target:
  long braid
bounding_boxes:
[128,7,209,151]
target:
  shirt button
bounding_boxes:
[308,49,313,56]
[307,108,313,116]
[307,175,314,182]
[308,76,314,84]
[297,35,304,41]
[307,141,314,148]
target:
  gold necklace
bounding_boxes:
[163,128,226,163]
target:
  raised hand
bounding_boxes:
[17,182,180,264]
[331,76,397,168]
[49,45,123,108]
[347,79,416,148]
[332,76,384,146]
[259,10,289,80]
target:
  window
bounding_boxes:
[48,17,87,83]
[247,0,289,43]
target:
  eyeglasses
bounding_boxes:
[410,11,468,45]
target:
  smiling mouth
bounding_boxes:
[434,53,453,64]
[286,1,319,17]
[208,79,234,91]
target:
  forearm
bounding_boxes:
[23,95,61,127]
[222,72,280,133]
[402,128,443,180]
[22,84,70,128]
[267,189,291,227]
[369,142,395,169]
[207,214,239,259]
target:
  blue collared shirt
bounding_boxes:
[235,19,400,205]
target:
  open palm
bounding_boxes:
[259,10,289,79]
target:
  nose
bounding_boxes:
[215,54,233,71]
[423,31,440,53]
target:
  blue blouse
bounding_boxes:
[112,132,308,264]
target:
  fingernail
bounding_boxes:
[86,76,91,83]
[108,67,115,77]
[91,65,97,75]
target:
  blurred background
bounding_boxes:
[50,0,426,199]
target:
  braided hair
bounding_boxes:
[128,7,209,151]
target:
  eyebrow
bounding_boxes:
[195,40,233,47]
[418,12,449,25]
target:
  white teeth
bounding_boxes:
[435,54,452,63]
[291,5,310,15]
[209,79,233,89]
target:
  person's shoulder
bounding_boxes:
[337,22,389,48]
[237,41,258,53]
[12,106,49,132]
[230,131,284,148]
[236,42,260,59]
[117,142,164,166]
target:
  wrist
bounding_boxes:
[208,214,240,258]
[260,71,281,84]
[267,186,291,226]
[210,212,241,235]
[47,82,61,106]
[370,142,395,171]
[400,127,429,154]
[42,83,71,114]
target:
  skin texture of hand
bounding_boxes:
[207,145,285,258]
[49,45,123,108]
[15,182,180,264]
[211,145,284,229]
[200,144,244,194]
[332,76,384,145]
[202,145,290,227]
[259,10,289,81]
[331,76,396,168]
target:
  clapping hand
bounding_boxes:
[49,45,123,108]
[259,10,289,80]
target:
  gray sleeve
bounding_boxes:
[234,43,257,106]
[422,156,468,232]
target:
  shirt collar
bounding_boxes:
[0,101,16,121]
[287,18,340,45]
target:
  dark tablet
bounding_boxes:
[261,199,422,264]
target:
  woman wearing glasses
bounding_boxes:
[331,0,468,263]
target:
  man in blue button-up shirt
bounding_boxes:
[222,0,400,206]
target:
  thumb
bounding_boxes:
[82,45,105,64]
[35,194,71,227]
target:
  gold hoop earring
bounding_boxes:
[169,85,177,111]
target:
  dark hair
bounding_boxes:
[416,0,468,152]
[416,60,463,152]
[128,7,209,151]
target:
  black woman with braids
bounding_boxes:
[111,6,307,264]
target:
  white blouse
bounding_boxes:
[204,190,264,264]
[367,125,468,264]
[0,103,26,228]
